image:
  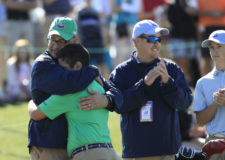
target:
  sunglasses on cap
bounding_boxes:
[139,36,161,44]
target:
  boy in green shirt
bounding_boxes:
[29,44,120,160]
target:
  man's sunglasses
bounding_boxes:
[139,36,161,44]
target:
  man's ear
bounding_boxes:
[73,61,83,70]
[133,38,139,47]
[133,37,140,44]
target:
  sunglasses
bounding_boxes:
[139,36,161,44]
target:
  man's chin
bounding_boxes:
[151,53,159,59]
[50,52,57,58]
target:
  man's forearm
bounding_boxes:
[28,100,46,120]
[196,102,218,126]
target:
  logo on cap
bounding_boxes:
[213,34,218,38]
[152,23,157,27]
[57,22,64,29]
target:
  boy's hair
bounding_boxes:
[57,43,90,68]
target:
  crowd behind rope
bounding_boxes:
[0,0,225,159]
[0,0,203,102]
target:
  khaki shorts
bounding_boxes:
[71,146,121,160]
[123,155,175,160]
[30,146,69,160]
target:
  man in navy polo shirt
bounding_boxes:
[109,20,193,160]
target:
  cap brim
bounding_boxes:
[201,40,211,48]
[47,30,72,41]
[201,39,221,48]
[156,28,169,36]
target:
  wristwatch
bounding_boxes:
[105,94,113,108]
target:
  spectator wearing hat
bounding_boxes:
[194,30,225,145]
[109,20,193,159]
[28,17,122,160]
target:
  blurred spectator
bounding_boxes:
[167,0,200,86]
[111,0,140,67]
[0,0,7,102]
[139,0,167,25]
[187,0,225,76]
[29,2,46,57]
[77,0,109,77]
[4,0,37,55]
[6,39,32,102]
[178,110,193,141]
[90,0,112,47]
[70,0,85,7]
[90,0,113,76]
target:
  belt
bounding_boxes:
[71,143,113,158]
[210,133,225,138]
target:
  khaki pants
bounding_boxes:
[30,146,69,160]
[123,155,175,160]
[71,147,121,160]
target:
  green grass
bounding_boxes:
[0,102,122,160]
[108,111,122,155]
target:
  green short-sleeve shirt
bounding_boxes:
[39,81,111,156]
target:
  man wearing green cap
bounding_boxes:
[29,43,121,160]
[28,17,122,160]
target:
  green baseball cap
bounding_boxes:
[48,17,77,41]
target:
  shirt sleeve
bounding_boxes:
[39,95,73,120]
[160,63,193,111]
[193,81,207,112]
[31,59,99,95]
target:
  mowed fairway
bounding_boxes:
[0,102,122,160]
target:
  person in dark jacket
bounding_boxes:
[167,0,200,87]
[28,16,122,160]
[109,20,193,159]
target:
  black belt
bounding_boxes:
[71,143,113,158]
